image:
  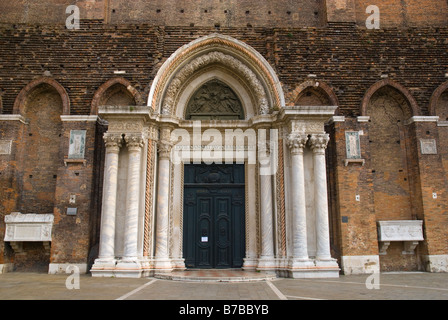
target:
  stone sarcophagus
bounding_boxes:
[4,212,54,253]
[377,220,424,255]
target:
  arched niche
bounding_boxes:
[91,77,142,115]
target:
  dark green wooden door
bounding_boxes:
[183,164,245,269]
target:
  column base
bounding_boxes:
[288,258,315,269]
[115,259,143,278]
[91,258,146,278]
[256,256,277,273]
[313,258,340,278]
[286,258,340,278]
[242,258,259,271]
[153,257,174,273]
[91,258,117,277]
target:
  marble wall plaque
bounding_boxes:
[345,131,361,159]
[68,130,86,159]
[4,212,54,242]
[420,139,437,155]
[0,140,12,155]
[377,220,424,242]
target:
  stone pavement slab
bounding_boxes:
[0,272,447,301]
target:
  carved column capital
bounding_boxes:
[124,134,145,152]
[286,133,308,155]
[103,133,123,153]
[157,140,173,160]
[309,133,330,153]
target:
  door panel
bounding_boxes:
[183,164,245,269]
[215,197,231,268]
[197,197,212,268]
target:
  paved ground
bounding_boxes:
[0,271,447,301]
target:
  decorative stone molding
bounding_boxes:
[404,116,439,125]
[0,115,28,124]
[161,51,269,116]
[108,120,145,133]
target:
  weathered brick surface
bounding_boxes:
[0,23,447,117]
[0,1,447,272]
[327,118,378,259]
[50,120,101,266]
[2,1,447,28]
[354,0,448,27]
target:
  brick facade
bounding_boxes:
[0,1,447,274]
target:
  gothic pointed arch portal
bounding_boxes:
[148,33,285,118]
[93,33,339,279]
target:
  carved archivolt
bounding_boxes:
[161,51,269,116]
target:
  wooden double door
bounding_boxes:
[183,164,245,269]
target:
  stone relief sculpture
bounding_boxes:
[186,80,244,120]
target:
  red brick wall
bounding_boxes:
[354,0,448,27]
[0,0,325,27]
[0,10,447,271]
[327,118,378,260]
[19,87,62,213]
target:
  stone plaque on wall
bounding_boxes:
[0,140,12,155]
[377,220,424,242]
[345,131,361,159]
[68,130,86,159]
[4,212,54,242]
[420,139,437,155]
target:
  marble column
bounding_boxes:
[154,128,173,271]
[286,133,313,268]
[309,134,334,261]
[91,133,122,276]
[257,141,276,271]
[122,134,145,261]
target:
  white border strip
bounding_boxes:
[266,281,288,300]
[116,279,158,300]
